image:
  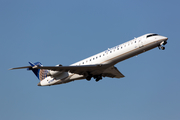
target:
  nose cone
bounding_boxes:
[162,36,168,41]
[37,82,41,86]
[166,37,168,40]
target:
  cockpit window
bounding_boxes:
[146,34,159,38]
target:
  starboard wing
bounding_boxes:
[34,64,108,76]
[10,64,125,79]
[102,66,125,78]
[34,64,125,78]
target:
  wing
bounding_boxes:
[10,63,125,79]
[34,64,108,75]
[102,66,125,78]
[34,64,125,78]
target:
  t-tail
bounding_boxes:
[28,62,49,81]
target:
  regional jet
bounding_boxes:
[10,33,168,86]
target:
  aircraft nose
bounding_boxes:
[165,37,168,40]
[37,82,41,86]
[162,36,168,41]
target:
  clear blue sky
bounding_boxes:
[1,0,180,120]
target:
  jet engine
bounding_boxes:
[47,70,63,77]
[46,64,63,77]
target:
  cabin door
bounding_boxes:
[138,38,144,48]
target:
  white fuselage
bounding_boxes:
[40,33,168,86]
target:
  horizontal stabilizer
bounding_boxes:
[9,66,31,70]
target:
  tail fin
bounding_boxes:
[28,62,49,81]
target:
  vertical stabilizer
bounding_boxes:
[28,62,49,81]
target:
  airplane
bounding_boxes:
[9,33,168,86]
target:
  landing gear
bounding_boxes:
[158,41,167,50]
[86,75,92,81]
[158,46,165,50]
[160,46,165,50]
[84,72,92,81]
[163,41,167,45]
[158,45,165,50]
[94,75,102,82]
[85,72,103,82]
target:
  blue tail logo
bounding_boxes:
[28,62,49,81]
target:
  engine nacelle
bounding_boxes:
[47,70,63,77]
[46,64,63,77]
